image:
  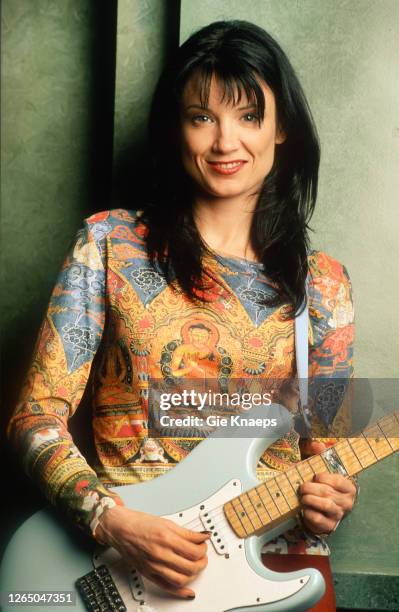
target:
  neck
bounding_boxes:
[224,410,399,539]
[193,196,258,261]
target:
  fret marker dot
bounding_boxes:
[241,512,246,517]
[275,492,280,497]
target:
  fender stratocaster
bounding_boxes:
[1,404,398,612]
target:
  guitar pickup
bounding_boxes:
[199,508,229,555]
[129,567,146,602]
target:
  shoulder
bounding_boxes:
[307,250,352,301]
[84,208,146,239]
[66,209,149,269]
[82,208,149,256]
[307,250,354,343]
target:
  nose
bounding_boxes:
[211,120,239,154]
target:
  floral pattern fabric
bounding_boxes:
[8,209,354,554]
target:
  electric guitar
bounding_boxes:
[1,404,398,612]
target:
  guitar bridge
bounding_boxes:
[76,564,127,611]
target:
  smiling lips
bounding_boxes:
[207,160,247,175]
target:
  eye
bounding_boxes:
[191,114,213,124]
[242,113,259,123]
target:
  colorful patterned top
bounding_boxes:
[8,209,354,554]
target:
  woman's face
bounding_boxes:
[180,73,285,206]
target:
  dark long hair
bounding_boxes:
[141,20,320,316]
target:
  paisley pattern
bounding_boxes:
[8,209,354,553]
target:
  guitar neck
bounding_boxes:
[224,410,399,538]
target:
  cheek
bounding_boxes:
[182,130,199,156]
[256,131,277,166]
[181,127,212,160]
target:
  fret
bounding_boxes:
[377,414,399,451]
[257,482,281,520]
[285,467,304,491]
[223,500,246,538]
[275,473,299,508]
[240,492,263,532]
[247,487,272,527]
[307,454,328,474]
[362,423,393,459]
[231,496,254,535]
[295,461,314,481]
[266,479,291,514]
[361,434,378,461]
[347,437,377,468]
[224,410,399,542]
[334,439,362,475]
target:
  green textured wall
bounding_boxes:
[1,0,117,369]
[0,0,173,558]
[114,1,170,164]
[180,2,399,608]
[112,0,180,204]
[2,1,398,606]
[181,0,399,379]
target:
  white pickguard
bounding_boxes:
[94,479,311,612]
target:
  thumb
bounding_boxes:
[300,439,327,457]
[182,528,212,543]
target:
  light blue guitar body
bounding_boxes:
[0,404,325,611]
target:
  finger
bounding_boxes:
[148,550,208,577]
[299,484,354,514]
[300,494,344,521]
[147,561,200,590]
[300,440,327,457]
[302,508,338,535]
[298,481,336,498]
[167,526,210,561]
[173,525,212,544]
[170,535,209,562]
[146,572,196,600]
[312,473,356,494]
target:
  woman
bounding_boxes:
[8,20,356,606]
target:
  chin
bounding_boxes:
[204,183,244,198]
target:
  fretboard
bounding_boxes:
[224,410,399,538]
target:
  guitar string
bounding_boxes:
[160,453,341,537]
[147,429,396,542]
[120,442,385,554]
[101,445,398,600]
[100,427,398,598]
[164,438,384,539]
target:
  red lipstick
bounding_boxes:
[207,160,247,175]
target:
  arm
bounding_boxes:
[7,221,123,534]
[7,213,209,598]
[299,252,357,534]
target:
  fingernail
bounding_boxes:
[200,530,212,535]
[186,594,195,600]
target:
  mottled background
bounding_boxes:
[1,1,398,608]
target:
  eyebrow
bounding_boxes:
[184,103,257,111]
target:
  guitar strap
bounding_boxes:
[295,292,309,408]
[294,281,312,434]
[291,288,337,612]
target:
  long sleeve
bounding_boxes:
[307,251,355,436]
[7,221,123,535]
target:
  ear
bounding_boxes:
[275,127,286,145]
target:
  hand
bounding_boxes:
[95,505,210,599]
[298,473,357,535]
